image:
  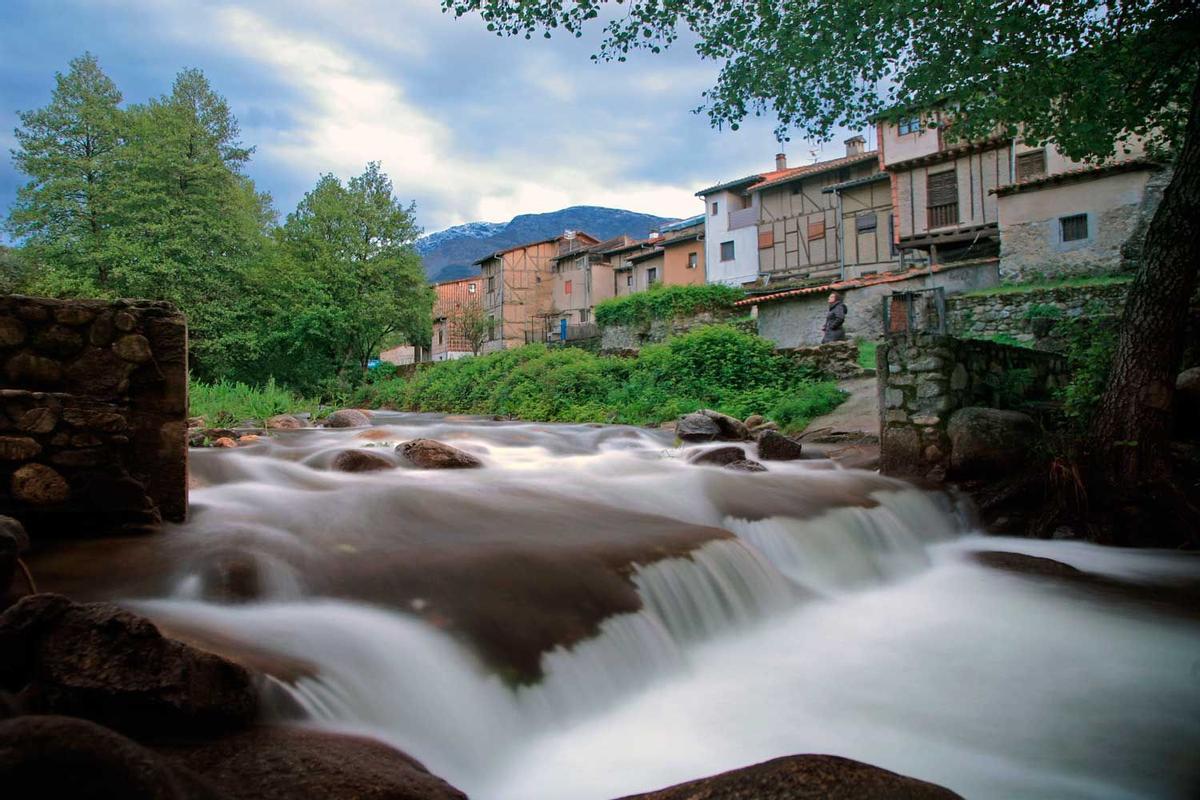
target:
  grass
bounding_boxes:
[189,378,321,426]
[856,340,878,371]
[962,274,1131,298]
[350,325,846,434]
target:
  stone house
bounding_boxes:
[474,231,599,352]
[430,276,484,361]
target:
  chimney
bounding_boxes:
[775,152,787,171]
[844,135,866,157]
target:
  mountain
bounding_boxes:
[416,206,676,283]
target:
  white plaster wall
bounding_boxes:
[702,190,759,286]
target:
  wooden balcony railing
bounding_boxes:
[927,203,958,229]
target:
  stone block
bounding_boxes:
[885,387,905,408]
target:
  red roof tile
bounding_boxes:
[734,259,998,307]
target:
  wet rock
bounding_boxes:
[0,715,220,800]
[154,726,468,800]
[699,408,751,441]
[11,463,71,505]
[114,334,154,363]
[616,754,964,799]
[237,434,262,444]
[212,437,238,448]
[0,594,258,737]
[0,435,42,460]
[677,412,720,442]
[724,459,768,472]
[332,449,396,473]
[398,438,482,469]
[5,352,64,388]
[973,551,1081,578]
[757,430,804,461]
[744,414,765,429]
[324,409,371,428]
[946,407,1038,479]
[686,446,746,466]
[265,414,303,430]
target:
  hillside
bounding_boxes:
[416,206,675,282]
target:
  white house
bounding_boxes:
[695,171,765,287]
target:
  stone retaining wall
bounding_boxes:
[599,309,743,353]
[777,341,863,379]
[878,333,1068,481]
[946,281,1128,348]
[0,295,187,535]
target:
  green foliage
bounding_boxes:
[1024,304,1066,321]
[1057,316,1119,427]
[856,340,878,371]
[352,325,846,433]
[443,2,1197,160]
[594,283,744,327]
[983,367,1036,408]
[189,378,320,427]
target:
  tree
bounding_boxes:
[451,297,490,356]
[6,53,125,292]
[278,163,434,379]
[444,0,1200,492]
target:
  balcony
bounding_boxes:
[927,203,958,229]
[727,206,758,230]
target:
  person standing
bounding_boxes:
[822,291,848,342]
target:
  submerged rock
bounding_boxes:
[677,413,720,442]
[398,439,482,469]
[687,446,746,466]
[757,430,804,461]
[724,459,768,472]
[615,754,964,799]
[946,407,1038,478]
[324,409,371,428]
[154,726,468,800]
[332,449,396,473]
[0,594,257,737]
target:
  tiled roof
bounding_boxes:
[751,152,880,192]
[993,158,1160,196]
[695,173,764,197]
[733,259,998,307]
[821,172,891,194]
[883,137,1009,172]
[471,232,598,265]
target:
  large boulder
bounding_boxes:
[615,754,964,800]
[686,446,747,467]
[153,726,468,800]
[1177,367,1200,440]
[700,409,751,441]
[677,413,720,442]
[331,449,396,473]
[946,407,1038,479]
[397,439,482,469]
[0,715,219,800]
[323,409,371,428]
[0,594,257,737]
[757,430,804,461]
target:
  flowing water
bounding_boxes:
[33,413,1200,799]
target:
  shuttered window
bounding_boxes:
[758,229,774,249]
[855,213,877,233]
[1016,150,1047,182]
[927,170,958,228]
[1060,214,1088,242]
[564,280,572,295]
[807,219,825,240]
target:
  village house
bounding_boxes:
[541,234,626,342]
[474,231,600,353]
[430,276,484,361]
[695,174,763,287]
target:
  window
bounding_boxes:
[807,219,825,240]
[855,213,877,233]
[487,316,496,340]
[626,274,633,287]
[438,329,444,345]
[1060,213,1088,242]
[1016,150,1047,182]
[888,213,898,256]
[687,252,698,269]
[926,170,958,228]
[738,194,752,210]
[720,241,735,261]
[711,201,719,216]
[487,276,495,293]
[898,116,921,135]
[468,282,477,293]
[579,309,589,323]
[647,267,659,285]
[758,229,774,249]
[564,279,573,295]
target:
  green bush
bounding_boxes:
[190,378,320,426]
[594,283,744,327]
[1057,316,1119,427]
[1023,303,1065,320]
[350,325,845,433]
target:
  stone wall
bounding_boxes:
[599,308,744,353]
[945,281,1129,348]
[878,333,1068,481]
[777,341,863,379]
[0,296,187,535]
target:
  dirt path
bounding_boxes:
[803,376,879,440]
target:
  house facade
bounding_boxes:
[696,176,761,287]
[475,232,599,353]
[431,276,483,361]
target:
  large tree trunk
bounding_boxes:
[1089,78,1200,484]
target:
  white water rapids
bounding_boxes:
[74,413,1199,799]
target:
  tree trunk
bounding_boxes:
[1089,77,1200,484]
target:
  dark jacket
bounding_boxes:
[822,301,848,342]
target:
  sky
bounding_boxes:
[0,0,863,237]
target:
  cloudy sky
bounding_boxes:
[1,0,863,236]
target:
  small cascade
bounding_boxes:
[724,489,963,595]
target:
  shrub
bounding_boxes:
[190,378,320,426]
[1023,303,1065,320]
[594,283,744,327]
[1057,316,1119,427]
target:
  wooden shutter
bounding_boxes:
[1016,150,1047,182]
[807,219,825,240]
[758,229,774,249]
[855,213,877,233]
[927,171,957,205]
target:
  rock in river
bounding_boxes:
[677,413,720,442]
[332,449,396,473]
[946,407,1038,479]
[398,439,482,469]
[324,409,371,428]
[757,430,805,461]
[686,445,746,466]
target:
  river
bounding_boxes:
[30,413,1200,799]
